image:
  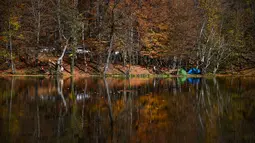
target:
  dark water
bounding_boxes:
[0,76,255,143]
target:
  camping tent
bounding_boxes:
[178,68,187,76]
[187,68,201,74]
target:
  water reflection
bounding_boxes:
[187,78,201,84]
[0,77,255,142]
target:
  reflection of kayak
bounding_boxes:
[187,78,201,84]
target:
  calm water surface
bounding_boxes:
[0,77,255,142]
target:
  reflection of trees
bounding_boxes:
[57,101,64,143]
[0,77,21,142]
[220,77,255,142]
[9,77,14,134]
[1,77,255,142]
[195,78,231,141]
[134,94,168,142]
[8,77,19,141]
[103,77,116,142]
[34,81,40,140]
[81,79,87,130]
[103,78,114,127]
[57,77,67,111]
[56,76,68,142]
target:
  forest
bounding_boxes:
[0,0,255,76]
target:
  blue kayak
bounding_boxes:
[187,68,201,74]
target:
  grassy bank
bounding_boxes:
[1,64,255,78]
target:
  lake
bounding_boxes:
[0,76,255,142]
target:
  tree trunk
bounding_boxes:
[35,81,40,138]
[103,78,114,127]
[172,56,177,70]
[178,57,182,69]
[123,50,127,67]
[57,40,68,74]
[103,34,114,76]
[71,45,75,75]
[96,0,101,39]
[70,32,78,75]
[213,62,219,74]
[8,0,15,74]
[36,0,41,66]
[57,0,62,42]
[9,35,15,74]
[82,23,87,72]
[57,76,67,112]
[130,26,134,66]
[30,0,41,66]
[36,0,41,46]
[196,50,199,68]
[104,2,117,76]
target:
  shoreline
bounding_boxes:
[1,73,254,78]
[1,66,255,78]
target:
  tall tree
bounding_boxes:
[103,0,120,76]
[3,0,23,73]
